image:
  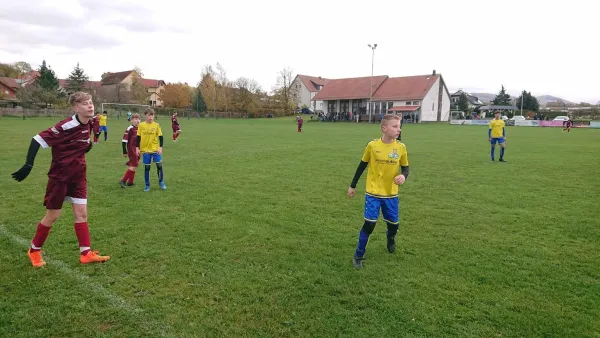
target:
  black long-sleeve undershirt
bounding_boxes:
[122,141,128,154]
[25,138,41,167]
[350,161,410,188]
[135,135,164,148]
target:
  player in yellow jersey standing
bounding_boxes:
[136,109,166,192]
[347,114,409,269]
[488,111,507,162]
[99,111,108,142]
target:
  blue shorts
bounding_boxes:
[490,137,505,145]
[99,126,108,132]
[142,152,162,165]
[364,195,399,224]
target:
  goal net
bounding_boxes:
[100,103,151,120]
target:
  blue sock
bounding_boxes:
[500,147,505,159]
[490,147,495,160]
[144,166,150,186]
[355,230,370,257]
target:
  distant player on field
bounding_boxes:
[99,110,108,142]
[563,118,573,133]
[297,116,303,133]
[10,91,110,268]
[488,111,507,162]
[120,113,141,188]
[136,108,166,192]
[172,111,181,142]
[127,110,132,122]
[347,114,409,269]
[91,112,101,144]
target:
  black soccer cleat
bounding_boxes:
[499,159,507,162]
[127,183,135,187]
[387,237,396,254]
[352,255,365,269]
[119,181,127,188]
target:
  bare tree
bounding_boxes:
[216,62,231,112]
[234,77,261,113]
[273,67,297,115]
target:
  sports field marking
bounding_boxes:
[0,224,171,337]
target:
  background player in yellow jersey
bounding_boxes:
[347,114,409,268]
[488,111,507,162]
[99,111,108,142]
[136,109,166,192]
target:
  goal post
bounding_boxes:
[100,103,151,120]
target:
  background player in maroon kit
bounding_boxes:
[92,112,101,144]
[172,111,181,142]
[120,113,141,188]
[563,118,574,133]
[11,91,110,268]
[297,116,303,133]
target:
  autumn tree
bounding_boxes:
[0,63,19,77]
[199,65,218,113]
[233,77,261,113]
[161,82,193,108]
[273,67,297,115]
[66,62,89,94]
[129,71,148,105]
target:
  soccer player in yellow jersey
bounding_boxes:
[136,109,166,191]
[488,111,506,162]
[99,111,108,142]
[347,114,409,268]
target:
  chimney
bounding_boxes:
[432,70,436,75]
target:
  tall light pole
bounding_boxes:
[520,90,524,116]
[368,44,377,123]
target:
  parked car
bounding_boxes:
[510,115,526,121]
[553,116,569,121]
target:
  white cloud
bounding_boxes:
[0,0,597,102]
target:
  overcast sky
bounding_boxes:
[0,0,597,103]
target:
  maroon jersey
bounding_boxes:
[92,116,100,133]
[122,125,138,155]
[34,115,91,182]
[565,120,573,128]
[298,118,303,127]
[171,115,179,129]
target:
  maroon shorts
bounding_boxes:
[172,126,180,132]
[126,154,140,167]
[43,178,87,210]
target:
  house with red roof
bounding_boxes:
[100,70,166,106]
[291,75,329,111]
[312,71,451,122]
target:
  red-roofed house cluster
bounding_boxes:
[1,70,165,107]
[292,70,451,123]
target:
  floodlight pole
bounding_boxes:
[520,91,524,116]
[368,43,377,123]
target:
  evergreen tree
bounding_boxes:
[515,90,540,112]
[192,87,207,112]
[66,62,89,93]
[492,85,512,105]
[35,60,59,91]
[458,93,469,112]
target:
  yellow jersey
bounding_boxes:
[489,119,505,138]
[361,138,409,198]
[99,115,107,126]
[137,121,163,153]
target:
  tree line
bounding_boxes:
[1,60,299,116]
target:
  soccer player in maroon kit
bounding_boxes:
[91,112,101,144]
[563,118,573,133]
[120,113,141,188]
[11,92,110,268]
[172,111,181,142]
[297,116,303,133]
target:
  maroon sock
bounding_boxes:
[31,223,51,252]
[121,169,131,183]
[74,222,91,255]
[127,170,136,184]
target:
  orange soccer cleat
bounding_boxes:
[80,250,110,264]
[27,249,47,268]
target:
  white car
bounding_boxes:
[553,116,569,121]
[510,115,526,121]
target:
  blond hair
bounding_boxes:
[381,114,401,126]
[144,108,156,116]
[68,91,92,106]
[131,113,141,119]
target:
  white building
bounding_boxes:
[312,71,451,122]
[290,75,329,112]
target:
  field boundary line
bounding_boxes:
[0,224,171,337]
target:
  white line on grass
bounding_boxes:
[0,224,171,337]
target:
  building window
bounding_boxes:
[328,101,336,113]
[432,102,435,111]
[340,100,349,113]
[406,101,411,105]
[414,101,420,106]
[388,102,393,111]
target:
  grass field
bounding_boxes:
[0,116,599,337]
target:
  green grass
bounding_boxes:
[1,116,599,337]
